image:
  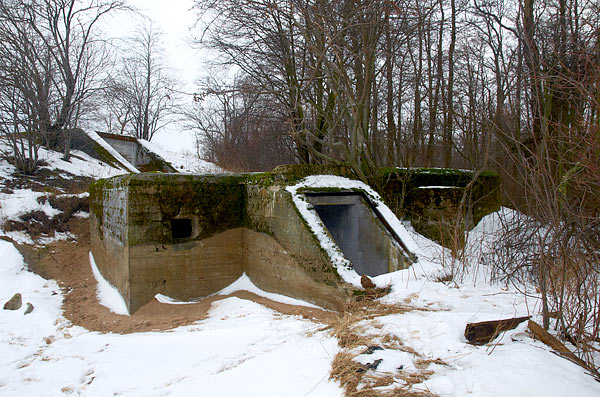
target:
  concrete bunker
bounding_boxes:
[306,192,414,277]
[89,166,500,314]
[89,172,421,314]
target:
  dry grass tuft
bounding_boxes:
[414,358,448,369]
[327,300,442,396]
[330,352,364,394]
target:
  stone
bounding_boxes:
[360,274,376,289]
[24,302,34,315]
[362,345,383,355]
[366,359,383,370]
[4,293,22,310]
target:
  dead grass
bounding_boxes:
[327,301,444,397]
[1,193,89,239]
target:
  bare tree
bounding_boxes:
[103,23,178,141]
[0,0,125,172]
[186,73,295,171]
[194,0,400,181]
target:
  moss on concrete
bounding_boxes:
[270,164,353,183]
[137,151,177,173]
[125,174,246,245]
[372,168,501,246]
[90,166,502,311]
[89,175,132,229]
[92,142,131,171]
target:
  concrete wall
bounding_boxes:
[103,137,138,166]
[89,168,500,313]
[90,174,355,313]
[128,229,243,312]
[373,168,501,247]
[89,176,131,306]
[245,185,352,310]
[90,173,247,313]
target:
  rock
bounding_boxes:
[360,274,376,289]
[4,293,22,310]
[24,302,34,315]
[362,345,383,355]
[366,359,383,370]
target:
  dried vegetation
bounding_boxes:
[327,300,444,396]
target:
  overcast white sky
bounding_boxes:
[104,0,205,153]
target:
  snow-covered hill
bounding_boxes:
[0,143,598,396]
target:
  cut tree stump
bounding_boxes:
[465,316,531,345]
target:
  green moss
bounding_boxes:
[243,172,277,187]
[92,142,130,171]
[297,186,379,203]
[125,174,246,245]
[373,167,501,246]
[270,164,353,183]
[138,151,176,173]
[88,182,104,227]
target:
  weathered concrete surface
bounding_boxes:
[373,168,501,246]
[124,173,246,246]
[99,134,138,166]
[245,185,353,309]
[244,230,351,310]
[404,186,467,245]
[97,132,177,172]
[89,167,501,313]
[90,176,131,306]
[90,173,247,313]
[128,228,244,313]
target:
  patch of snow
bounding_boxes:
[38,147,129,179]
[0,189,61,220]
[139,139,223,174]
[0,240,64,385]
[155,273,324,309]
[89,252,129,316]
[1,241,341,396]
[0,139,125,181]
[215,273,324,309]
[1,144,599,396]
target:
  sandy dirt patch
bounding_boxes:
[16,217,335,334]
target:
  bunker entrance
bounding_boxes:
[306,192,413,277]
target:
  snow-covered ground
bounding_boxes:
[0,141,125,245]
[0,145,599,396]
[139,139,223,174]
[0,240,340,396]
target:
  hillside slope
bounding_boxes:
[0,144,598,396]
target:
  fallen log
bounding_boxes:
[465,315,531,345]
[527,320,600,380]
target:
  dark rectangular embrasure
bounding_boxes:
[171,218,193,239]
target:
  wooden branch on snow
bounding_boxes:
[527,320,600,380]
[465,316,531,345]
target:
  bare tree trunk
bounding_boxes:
[443,0,456,167]
[384,12,397,167]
